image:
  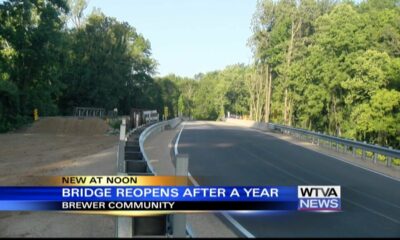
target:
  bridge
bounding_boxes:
[116,117,400,237]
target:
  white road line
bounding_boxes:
[344,198,400,224]
[239,138,400,210]
[174,122,255,238]
[221,212,255,238]
[239,143,400,224]
[252,128,400,183]
[174,123,184,155]
[188,172,199,186]
[176,122,400,235]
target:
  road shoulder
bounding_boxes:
[143,123,238,238]
[222,120,400,180]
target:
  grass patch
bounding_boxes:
[377,154,386,162]
[356,148,362,156]
[392,158,400,166]
[108,118,122,130]
[366,151,374,158]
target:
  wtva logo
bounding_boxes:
[298,186,341,211]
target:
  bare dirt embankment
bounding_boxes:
[0,117,118,237]
[25,116,111,135]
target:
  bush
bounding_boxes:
[392,158,400,166]
[108,118,122,130]
[0,80,23,132]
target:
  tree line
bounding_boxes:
[171,0,400,148]
[249,0,400,148]
[174,0,400,149]
[1,0,399,148]
[0,0,173,132]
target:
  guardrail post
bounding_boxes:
[387,147,393,167]
[363,141,369,160]
[387,157,392,167]
[120,118,126,140]
[270,123,399,169]
[174,154,189,238]
[118,119,126,172]
[116,173,132,237]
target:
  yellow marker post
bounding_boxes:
[33,108,39,121]
[163,106,169,121]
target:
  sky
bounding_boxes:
[85,0,258,78]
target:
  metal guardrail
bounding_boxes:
[227,118,400,170]
[117,117,182,178]
[226,117,400,168]
[73,107,105,118]
[116,119,161,238]
[138,119,179,175]
[268,123,400,166]
[116,117,188,238]
[267,123,400,168]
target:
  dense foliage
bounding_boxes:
[0,0,158,131]
[183,0,400,148]
[0,0,69,131]
[1,0,399,148]
[248,0,400,148]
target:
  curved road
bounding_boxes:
[176,121,400,237]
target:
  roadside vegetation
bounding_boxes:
[0,0,399,148]
[174,0,400,149]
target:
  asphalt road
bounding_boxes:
[176,121,400,237]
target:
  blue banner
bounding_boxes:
[0,186,297,201]
[0,186,341,213]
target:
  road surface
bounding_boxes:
[176,121,400,237]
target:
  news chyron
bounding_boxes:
[298,185,341,212]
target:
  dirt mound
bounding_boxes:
[26,117,110,136]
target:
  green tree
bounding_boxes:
[0,0,69,131]
[59,10,156,114]
[248,0,400,148]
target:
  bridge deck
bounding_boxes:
[177,121,400,237]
